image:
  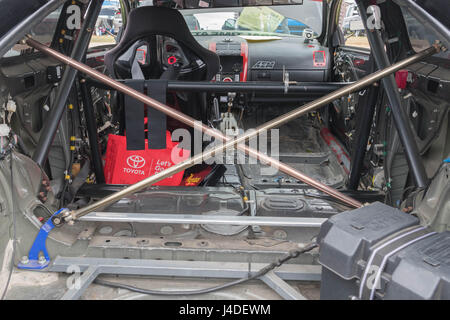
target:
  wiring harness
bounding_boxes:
[94,242,318,296]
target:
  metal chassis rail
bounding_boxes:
[78,212,327,227]
[49,214,324,300]
[49,256,321,300]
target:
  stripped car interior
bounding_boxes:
[0,0,449,300]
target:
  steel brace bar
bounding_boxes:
[49,256,321,300]
[32,0,104,167]
[356,0,428,188]
[78,212,326,227]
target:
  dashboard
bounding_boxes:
[195,35,331,83]
[117,32,333,87]
[150,34,333,111]
[155,35,331,83]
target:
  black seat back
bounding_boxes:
[104,6,219,80]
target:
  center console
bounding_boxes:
[209,39,248,82]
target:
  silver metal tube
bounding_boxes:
[49,256,322,281]
[32,0,104,167]
[25,36,439,220]
[356,0,427,187]
[78,212,327,227]
[0,0,66,57]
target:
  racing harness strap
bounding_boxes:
[123,53,169,150]
[124,79,145,150]
[146,79,168,149]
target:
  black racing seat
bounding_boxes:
[104,6,220,80]
[104,6,219,151]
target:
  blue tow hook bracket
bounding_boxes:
[18,208,67,270]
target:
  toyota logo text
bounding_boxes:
[126,155,146,169]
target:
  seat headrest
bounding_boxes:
[104,6,219,80]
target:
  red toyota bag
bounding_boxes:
[104,131,190,185]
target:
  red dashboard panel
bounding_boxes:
[240,42,248,82]
[209,41,248,82]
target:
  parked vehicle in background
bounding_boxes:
[95,6,118,35]
[342,1,364,36]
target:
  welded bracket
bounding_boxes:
[17,208,67,270]
[247,190,261,233]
